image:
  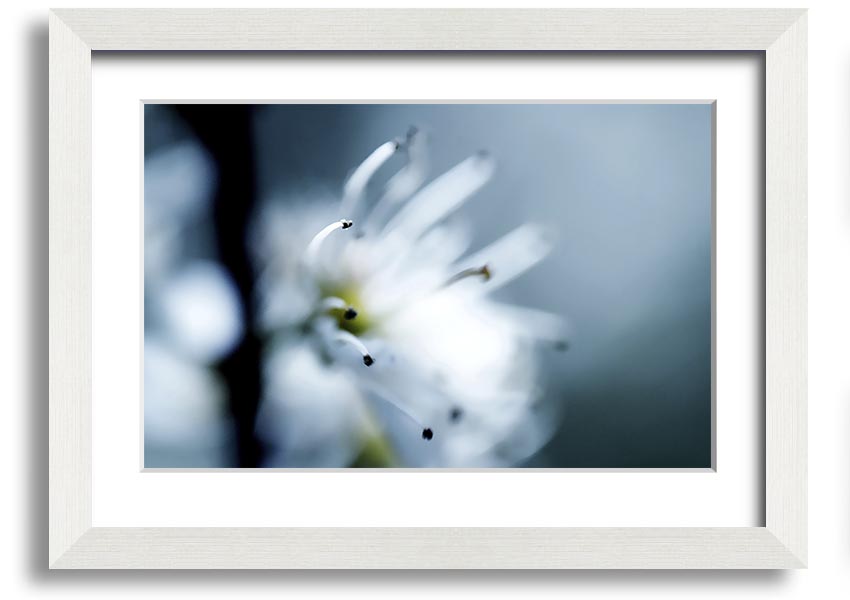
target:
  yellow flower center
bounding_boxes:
[319,282,374,336]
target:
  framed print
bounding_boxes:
[49,9,807,568]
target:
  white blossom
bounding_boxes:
[253,129,565,468]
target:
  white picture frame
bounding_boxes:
[49,8,807,569]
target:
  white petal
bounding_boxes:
[385,291,521,387]
[339,140,399,218]
[144,141,216,279]
[255,274,315,331]
[360,381,448,468]
[144,141,216,227]
[159,261,244,364]
[381,152,494,241]
[484,303,569,342]
[144,337,230,467]
[363,127,430,234]
[360,223,471,314]
[411,221,473,268]
[457,224,551,294]
[257,343,366,468]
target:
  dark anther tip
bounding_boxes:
[554,340,570,352]
[344,307,358,320]
[421,428,434,441]
[341,220,353,229]
[449,407,463,423]
[480,264,492,281]
[363,354,374,367]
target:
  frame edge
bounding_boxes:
[764,10,808,567]
[52,7,807,51]
[47,7,808,569]
[52,527,803,569]
[48,9,92,568]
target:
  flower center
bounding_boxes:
[319,282,373,336]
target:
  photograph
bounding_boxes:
[143,102,713,469]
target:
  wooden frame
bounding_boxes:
[48,8,807,569]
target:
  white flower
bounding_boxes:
[253,129,565,467]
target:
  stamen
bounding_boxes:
[363,126,429,235]
[319,296,358,320]
[454,224,550,294]
[304,219,354,266]
[444,264,491,287]
[334,330,374,367]
[339,140,401,218]
[362,384,434,441]
[449,407,464,423]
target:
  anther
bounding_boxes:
[334,330,374,367]
[449,407,463,423]
[320,297,358,321]
[421,428,434,441]
[305,219,355,266]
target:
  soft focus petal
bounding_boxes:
[455,223,551,294]
[363,127,430,234]
[145,141,216,228]
[339,140,400,218]
[144,337,230,467]
[159,261,245,364]
[381,152,494,241]
[144,141,217,280]
[256,343,367,467]
[482,303,570,343]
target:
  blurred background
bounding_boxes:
[144,103,712,469]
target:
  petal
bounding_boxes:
[158,261,245,364]
[362,223,472,314]
[483,303,570,342]
[256,343,366,468]
[363,127,430,234]
[144,337,230,467]
[144,141,216,227]
[339,140,400,218]
[456,224,551,294]
[381,152,494,242]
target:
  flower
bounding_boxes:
[252,128,565,467]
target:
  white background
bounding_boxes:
[92,55,756,528]
[2,0,847,597]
